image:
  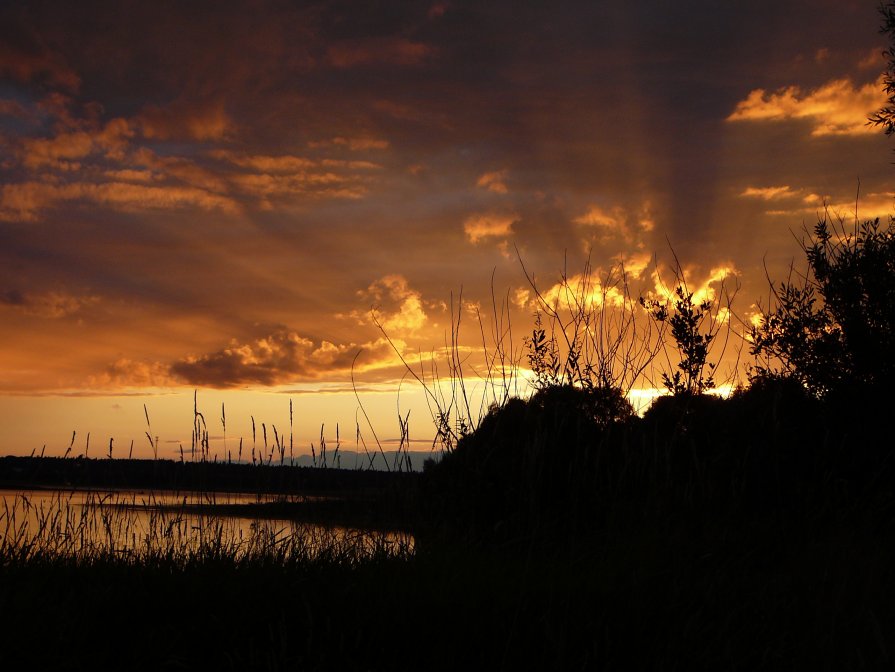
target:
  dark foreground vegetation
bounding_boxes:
[1,512,890,671]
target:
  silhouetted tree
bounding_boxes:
[524,311,561,390]
[641,286,719,395]
[750,213,895,399]
[869,1,895,134]
[753,1,895,401]
[421,383,635,543]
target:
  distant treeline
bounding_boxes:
[0,455,419,496]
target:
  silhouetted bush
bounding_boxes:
[751,214,895,403]
[869,1,895,135]
[420,367,892,547]
[641,286,720,395]
[421,384,634,543]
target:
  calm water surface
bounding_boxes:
[0,488,413,557]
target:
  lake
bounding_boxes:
[0,488,414,559]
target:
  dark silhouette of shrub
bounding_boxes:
[750,214,895,402]
[869,1,895,136]
[641,374,817,446]
[641,286,719,395]
[531,381,635,428]
[641,389,725,436]
[635,375,839,514]
[420,384,634,543]
[524,311,561,390]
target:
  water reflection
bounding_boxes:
[0,488,413,559]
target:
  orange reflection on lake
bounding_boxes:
[0,488,413,559]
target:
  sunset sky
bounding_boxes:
[1,0,893,461]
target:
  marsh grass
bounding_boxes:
[0,489,413,567]
[1,498,891,670]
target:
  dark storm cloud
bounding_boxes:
[169,329,397,388]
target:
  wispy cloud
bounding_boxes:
[308,137,390,151]
[727,76,886,136]
[858,48,885,71]
[574,204,626,231]
[0,180,239,221]
[646,264,738,307]
[0,289,99,318]
[90,358,176,388]
[20,118,132,170]
[0,42,80,90]
[573,202,654,246]
[476,170,509,194]
[137,100,233,141]
[763,191,895,220]
[0,98,29,118]
[326,38,434,68]
[464,213,516,243]
[740,185,803,201]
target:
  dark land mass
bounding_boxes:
[0,455,419,495]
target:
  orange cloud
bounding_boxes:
[170,330,398,387]
[359,275,428,336]
[463,213,516,243]
[614,251,652,280]
[209,150,376,205]
[727,76,886,136]
[214,152,381,174]
[327,38,433,68]
[0,43,80,90]
[0,99,28,118]
[21,131,93,169]
[85,182,237,213]
[513,287,531,309]
[476,170,509,194]
[0,290,99,319]
[574,204,625,231]
[428,2,450,19]
[538,273,628,311]
[133,149,229,192]
[740,185,802,200]
[0,181,239,221]
[648,264,738,306]
[228,173,366,205]
[573,202,655,246]
[308,137,390,151]
[28,92,94,136]
[90,358,176,389]
[211,150,316,172]
[321,159,381,170]
[764,191,895,220]
[103,169,158,183]
[21,118,133,170]
[858,48,885,71]
[138,100,233,141]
